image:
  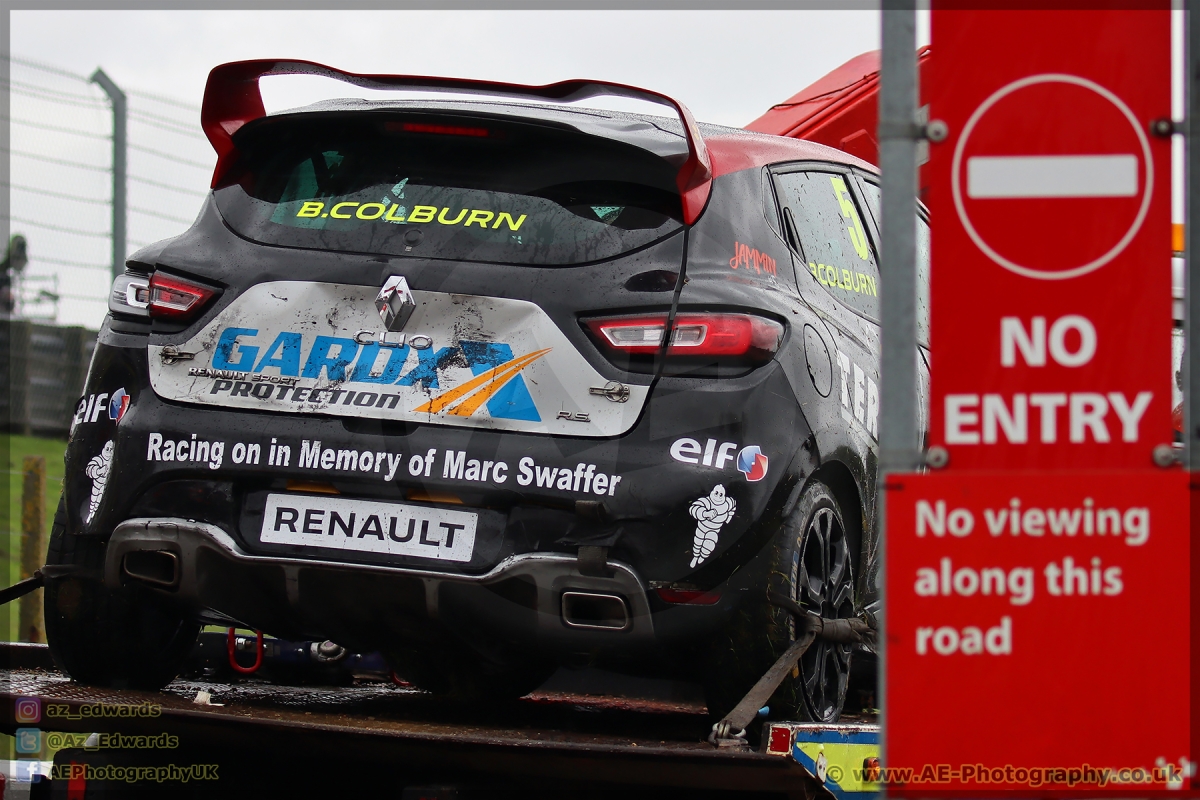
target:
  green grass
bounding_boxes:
[1,433,68,642]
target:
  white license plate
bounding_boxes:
[261,493,477,563]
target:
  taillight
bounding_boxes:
[148,273,217,321]
[584,312,783,364]
[109,273,150,317]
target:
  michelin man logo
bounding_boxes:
[84,440,114,523]
[689,484,736,568]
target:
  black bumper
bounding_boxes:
[66,339,813,658]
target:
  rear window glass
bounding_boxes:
[214,113,684,266]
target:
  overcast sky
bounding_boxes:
[13,10,925,127]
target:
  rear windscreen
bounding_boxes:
[214,113,685,266]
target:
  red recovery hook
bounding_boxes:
[227,628,264,675]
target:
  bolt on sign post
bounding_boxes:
[884,6,1190,794]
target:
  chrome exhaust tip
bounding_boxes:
[122,550,180,589]
[561,591,630,631]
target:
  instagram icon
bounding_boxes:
[14,698,40,724]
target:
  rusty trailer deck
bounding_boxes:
[0,643,821,798]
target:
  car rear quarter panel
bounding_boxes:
[679,165,881,604]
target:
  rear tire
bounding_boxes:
[701,479,856,723]
[44,499,200,690]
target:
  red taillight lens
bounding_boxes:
[655,588,721,605]
[585,313,783,358]
[148,273,217,320]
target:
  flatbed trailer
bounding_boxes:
[0,642,872,799]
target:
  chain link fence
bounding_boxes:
[5,54,214,433]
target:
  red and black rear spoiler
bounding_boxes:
[201,59,713,224]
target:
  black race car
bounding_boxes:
[47,61,914,724]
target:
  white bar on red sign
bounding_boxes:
[967,154,1138,199]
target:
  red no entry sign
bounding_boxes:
[952,74,1154,280]
[926,9,1172,471]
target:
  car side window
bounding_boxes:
[858,179,931,346]
[773,170,880,319]
[761,168,781,237]
[858,179,881,234]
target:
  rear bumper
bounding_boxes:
[69,345,811,590]
[106,517,659,652]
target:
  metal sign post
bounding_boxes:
[877,0,921,782]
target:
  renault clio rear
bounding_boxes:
[47,60,894,724]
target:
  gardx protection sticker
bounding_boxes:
[147,282,649,437]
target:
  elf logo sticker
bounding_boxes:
[73,389,128,429]
[108,388,130,422]
[736,445,769,482]
[670,437,768,482]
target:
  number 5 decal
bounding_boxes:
[830,176,870,261]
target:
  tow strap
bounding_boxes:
[708,593,875,747]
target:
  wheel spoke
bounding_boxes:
[804,510,830,608]
[803,643,826,707]
[833,643,852,673]
[801,532,824,606]
[820,511,835,582]
[828,533,846,589]
[829,557,854,609]
[817,646,839,721]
